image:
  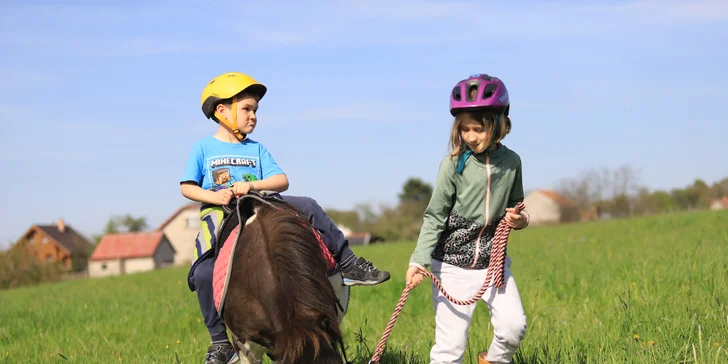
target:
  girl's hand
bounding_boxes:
[505,208,527,229]
[406,265,425,288]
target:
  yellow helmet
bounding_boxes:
[200,72,267,141]
[201,72,267,119]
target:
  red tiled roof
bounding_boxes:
[156,203,200,231]
[90,231,167,261]
[536,189,578,207]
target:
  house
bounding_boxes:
[88,231,175,278]
[710,196,728,211]
[155,203,201,265]
[347,232,373,246]
[13,219,92,270]
[522,189,581,226]
[335,224,384,246]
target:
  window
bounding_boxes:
[101,263,107,270]
[42,237,48,245]
[46,255,52,262]
[186,216,200,229]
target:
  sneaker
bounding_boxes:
[205,342,239,364]
[341,257,390,286]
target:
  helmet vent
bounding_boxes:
[483,83,498,99]
[452,86,462,102]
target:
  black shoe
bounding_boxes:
[205,342,239,364]
[341,257,390,286]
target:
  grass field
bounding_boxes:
[1,210,727,363]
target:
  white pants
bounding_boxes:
[429,257,527,364]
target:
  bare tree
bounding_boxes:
[556,164,642,208]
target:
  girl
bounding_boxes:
[406,74,530,364]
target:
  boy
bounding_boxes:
[181,72,390,364]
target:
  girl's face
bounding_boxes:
[460,118,489,153]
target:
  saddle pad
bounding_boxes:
[312,227,337,273]
[213,224,240,315]
[213,222,338,316]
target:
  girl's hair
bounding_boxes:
[448,110,512,158]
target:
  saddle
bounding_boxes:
[212,191,338,317]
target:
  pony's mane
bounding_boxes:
[254,201,343,363]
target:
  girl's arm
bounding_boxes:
[409,157,457,268]
[507,159,530,229]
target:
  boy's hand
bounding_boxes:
[231,182,253,197]
[406,265,425,288]
[211,189,234,206]
[505,208,527,229]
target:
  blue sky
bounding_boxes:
[1,0,726,247]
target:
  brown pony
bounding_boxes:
[218,195,349,364]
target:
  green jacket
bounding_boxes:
[409,144,525,269]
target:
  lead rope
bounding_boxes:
[368,202,525,363]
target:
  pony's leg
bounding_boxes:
[328,271,350,324]
[232,336,265,364]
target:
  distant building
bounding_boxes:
[12,219,92,270]
[336,224,383,246]
[155,203,201,265]
[710,196,728,211]
[88,231,175,278]
[523,189,581,225]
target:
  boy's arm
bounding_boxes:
[256,144,289,192]
[250,174,289,192]
[181,182,232,205]
[409,157,456,269]
[180,142,233,205]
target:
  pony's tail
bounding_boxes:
[257,205,339,363]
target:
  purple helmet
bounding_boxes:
[449,74,510,116]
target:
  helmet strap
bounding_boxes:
[213,95,246,142]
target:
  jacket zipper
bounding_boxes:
[471,153,491,268]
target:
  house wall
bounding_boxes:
[153,239,176,268]
[88,259,121,278]
[161,208,199,265]
[523,192,561,225]
[22,229,72,269]
[124,257,156,274]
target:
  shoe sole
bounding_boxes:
[343,276,391,286]
[227,352,239,364]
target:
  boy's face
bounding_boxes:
[218,96,259,135]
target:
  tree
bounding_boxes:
[97,214,148,237]
[398,178,433,205]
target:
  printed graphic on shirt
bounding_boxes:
[211,168,235,191]
[207,155,261,192]
[242,173,258,182]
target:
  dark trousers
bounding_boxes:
[189,194,354,337]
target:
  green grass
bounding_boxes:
[2,210,727,363]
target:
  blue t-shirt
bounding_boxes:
[181,136,284,191]
[181,136,285,263]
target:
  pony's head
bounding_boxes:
[225,196,348,363]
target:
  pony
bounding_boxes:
[214,193,351,364]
